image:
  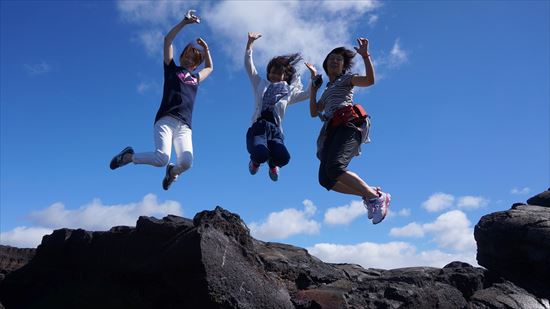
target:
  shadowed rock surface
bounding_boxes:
[0,246,35,282]
[475,189,550,300]
[1,190,549,308]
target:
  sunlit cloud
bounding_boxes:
[422,192,455,212]
[324,200,366,225]
[0,194,182,248]
[0,226,53,248]
[457,196,489,210]
[390,222,425,238]
[510,187,531,195]
[368,14,379,27]
[249,199,321,240]
[308,241,477,269]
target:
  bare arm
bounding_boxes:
[196,38,213,81]
[164,10,200,65]
[305,62,323,117]
[351,38,375,87]
[244,32,262,88]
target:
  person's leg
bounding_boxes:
[246,121,270,165]
[267,124,290,168]
[323,124,378,199]
[132,116,173,167]
[171,122,193,177]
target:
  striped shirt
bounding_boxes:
[318,73,357,118]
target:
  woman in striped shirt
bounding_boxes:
[306,38,391,225]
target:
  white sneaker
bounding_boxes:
[370,192,391,225]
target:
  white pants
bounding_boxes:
[132,116,193,176]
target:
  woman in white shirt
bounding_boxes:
[244,32,313,181]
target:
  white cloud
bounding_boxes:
[510,187,531,195]
[24,62,51,75]
[0,226,53,248]
[388,38,408,67]
[249,199,321,240]
[423,210,476,252]
[117,0,386,75]
[307,241,477,269]
[398,208,411,216]
[390,222,424,238]
[137,80,158,94]
[422,192,455,212]
[457,196,489,210]
[368,14,379,27]
[391,210,476,253]
[1,194,182,248]
[138,30,164,56]
[321,0,380,14]
[29,194,182,231]
[324,200,366,225]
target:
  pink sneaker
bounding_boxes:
[268,166,279,181]
[363,187,381,220]
[249,160,259,175]
[370,192,391,225]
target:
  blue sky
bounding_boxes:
[1,0,548,269]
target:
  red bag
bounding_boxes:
[330,104,368,127]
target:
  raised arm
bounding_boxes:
[196,38,213,81]
[351,38,375,87]
[305,62,323,117]
[164,10,200,65]
[244,32,262,88]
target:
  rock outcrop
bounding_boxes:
[1,190,549,308]
[475,189,550,300]
[0,246,35,282]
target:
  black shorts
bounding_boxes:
[318,122,362,190]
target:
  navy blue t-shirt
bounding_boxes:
[154,60,200,128]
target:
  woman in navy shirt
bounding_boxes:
[110,10,213,190]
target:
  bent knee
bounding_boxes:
[152,151,170,167]
[177,152,193,172]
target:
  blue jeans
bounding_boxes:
[246,119,290,168]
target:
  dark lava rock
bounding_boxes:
[1,206,548,308]
[475,203,550,299]
[527,189,550,207]
[0,245,35,282]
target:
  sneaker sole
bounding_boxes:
[110,147,133,170]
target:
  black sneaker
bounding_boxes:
[162,163,176,190]
[110,147,134,170]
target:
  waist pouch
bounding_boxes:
[330,104,368,127]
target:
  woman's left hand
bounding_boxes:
[197,38,209,51]
[354,38,370,58]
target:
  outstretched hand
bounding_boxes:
[247,32,262,42]
[305,62,317,76]
[184,9,201,24]
[354,38,370,58]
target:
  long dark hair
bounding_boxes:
[322,47,355,75]
[266,53,302,84]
